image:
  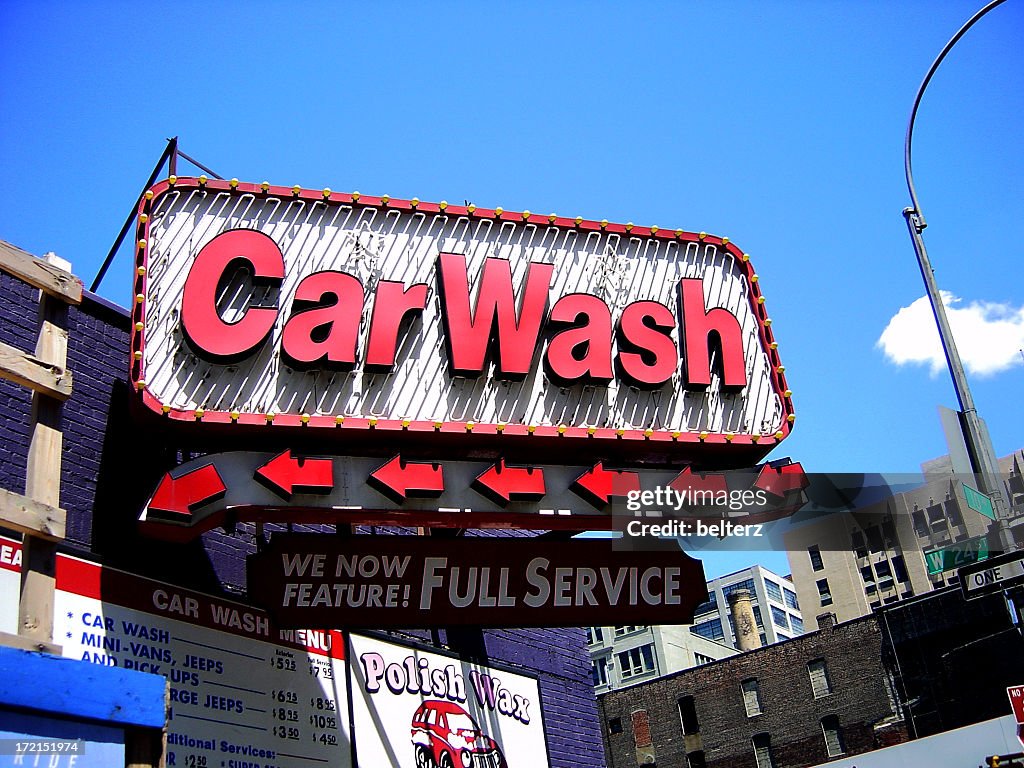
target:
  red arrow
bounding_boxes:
[255,450,334,499]
[369,455,444,503]
[148,464,227,522]
[754,461,808,498]
[473,459,546,505]
[572,462,641,507]
[669,466,729,497]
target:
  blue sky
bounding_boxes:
[2,2,1022,578]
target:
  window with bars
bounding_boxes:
[808,659,832,698]
[691,618,724,641]
[783,588,799,610]
[617,644,655,678]
[741,678,763,717]
[722,578,756,598]
[770,606,789,629]
[821,715,845,757]
[764,580,783,603]
[586,627,604,645]
[592,658,609,687]
[694,653,715,666]
[816,578,832,606]
[752,733,774,768]
[808,546,824,571]
[791,615,804,633]
[613,625,647,636]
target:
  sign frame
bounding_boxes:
[130,177,794,463]
[958,548,1024,600]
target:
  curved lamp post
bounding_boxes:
[902,0,1015,551]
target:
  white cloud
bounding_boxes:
[877,292,1024,377]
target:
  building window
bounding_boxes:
[912,509,928,537]
[892,555,909,583]
[693,592,718,615]
[783,588,799,610]
[722,578,756,599]
[764,580,783,603]
[586,627,604,645]
[694,653,715,666]
[860,564,875,584]
[617,644,655,678]
[751,605,764,629]
[927,504,947,531]
[687,750,707,768]
[678,695,700,735]
[613,625,647,636]
[608,717,623,734]
[691,618,724,641]
[791,615,804,633]
[821,715,845,757]
[752,733,774,768]
[816,578,832,606]
[741,678,763,717]
[592,658,609,687]
[770,605,789,630]
[808,659,832,698]
[808,546,824,571]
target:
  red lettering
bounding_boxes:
[678,278,747,391]
[544,293,614,386]
[436,254,553,379]
[615,300,677,388]
[280,271,363,370]
[365,281,430,372]
[180,230,284,362]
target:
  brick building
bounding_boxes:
[0,246,606,768]
[599,612,905,768]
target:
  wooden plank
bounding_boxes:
[0,488,65,540]
[0,644,167,728]
[0,239,82,304]
[0,339,73,399]
[0,630,60,655]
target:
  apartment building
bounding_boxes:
[589,566,803,692]
[784,449,1024,630]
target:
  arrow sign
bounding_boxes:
[255,450,334,499]
[754,461,809,498]
[473,459,546,505]
[669,466,729,498]
[368,455,445,503]
[572,462,641,508]
[148,464,227,522]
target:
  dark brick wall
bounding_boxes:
[599,616,903,768]
[0,271,604,768]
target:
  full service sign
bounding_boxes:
[132,179,792,458]
[350,633,550,768]
[54,554,353,768]
[247,535,707,627]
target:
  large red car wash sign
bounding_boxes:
[131,178,792,460]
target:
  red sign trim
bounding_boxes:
[130,178,794,454]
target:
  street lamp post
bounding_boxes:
[902,0,1015,552]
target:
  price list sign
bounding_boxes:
[54,554,352,768]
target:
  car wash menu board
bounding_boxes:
[0,536,20,635]
[349,633,550,768]
[54,554,352,768]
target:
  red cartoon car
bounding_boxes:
[411,700,508,768]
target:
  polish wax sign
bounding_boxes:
[138,450,809,539]
[131,178,793,461]
[349,633,550,768]
[246,535,709,628]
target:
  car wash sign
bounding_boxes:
[131,178,792,459]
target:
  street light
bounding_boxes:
[902,0,1015,552]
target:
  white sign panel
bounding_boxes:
[349,633,550,768]
[54,554,352,768]
[0,536,21,635]
[132,179,793,460]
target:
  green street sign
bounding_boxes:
[924,535,990,575]
[963,482,996,521]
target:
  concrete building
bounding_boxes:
[784,450,1024,630]
[589,566,803,692]
[588,624,738,694]
[690,565,805,649]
